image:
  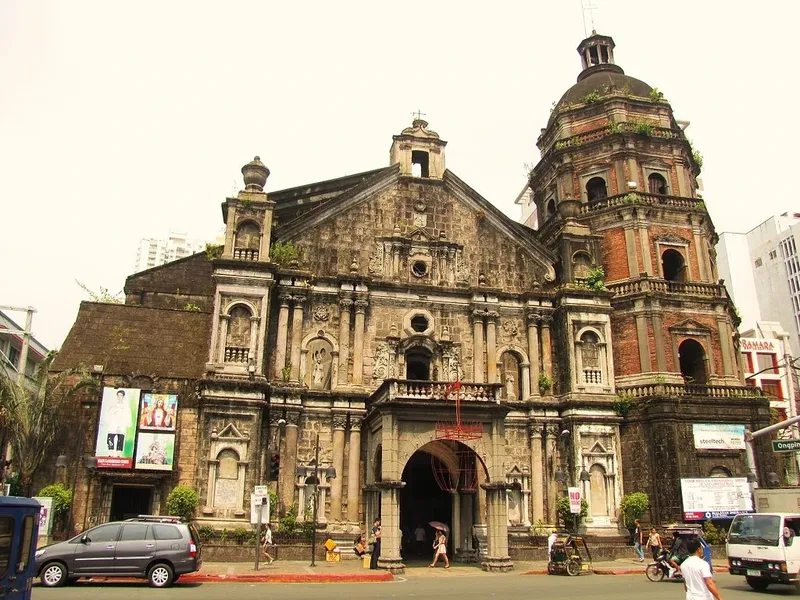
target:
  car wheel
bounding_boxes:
[41,562,67,587]
[745,575,769,591]
[645,564,664,582]
[148,563,174,588]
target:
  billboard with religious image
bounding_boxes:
[95,387,141,468]
[139,393,178,431]
[134,432,175,471]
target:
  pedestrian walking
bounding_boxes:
[369,518,382,569]
[646,527,663,560]
[681,538,723,600]
[429,528,450,568]
[633,519,645,561]
[261,525,274,564]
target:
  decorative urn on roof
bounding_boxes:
[241,156,270,192]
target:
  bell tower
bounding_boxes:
[389,117,447,179]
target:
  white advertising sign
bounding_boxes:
[740,338,777,353]
[692,424,746,450]
[568,487,581,514]
[681,477,753,520]
[32,496,53,536]
[250,492,270,525]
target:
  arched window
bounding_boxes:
[500,351,522,400]
[679,339,707,385]
[546,199,556,218]
[406,349,431,381]
[709,466,731,478]
[586,177,608,202]
[573,251,592,280]
[662,249,687,282]
[589,464,609,517]
[307,338,333,390]
[214,449,240,508]
[648,173,668,195]
[580,331,602,384]
[234,222,260,260]
[225,305,252,363]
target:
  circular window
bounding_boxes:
[412,260,428,278]
[410,315,429,333]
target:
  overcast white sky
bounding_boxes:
[2,0,799,349]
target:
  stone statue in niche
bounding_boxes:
[507,486,522,525]
[500,352,521,399]
[580,332,600,368]
[307,338,333,390]
[505,373,516,401]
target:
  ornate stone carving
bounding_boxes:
[339,297,354,312]
[502,321,519,340]
[349,416,362,432]
[456,261,470,283]
[313,305,330,322]
[372,343,390,382]
[285,410,302,427]
[368,243,384,275]
[413,212,427,228]
[278,291,292,306]
[292,294,307,305]
[354,299,369,314]
[332,413,348,429]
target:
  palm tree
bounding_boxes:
[0,351,97,495]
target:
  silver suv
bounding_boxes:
[35,515,202,588]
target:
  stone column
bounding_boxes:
[217,314,230,363]
[280,410,301,514]
[651,311,667,372]
[248,316,259,366]
[203,461,218,514]
[717,317,734,376]
[530,425,544,523]
[481,483,513,572]
[338,295,353,385]
[451,491,461,553]
[473,312,485,383]
[635,311,652,372]
[545,428,557,524]
[346,418,362,522]
[486,312,498,383]
[274,292,291,379]
[330,414,347,521]
[352,298,368,385]
[540,316,553,382]
[289,295,305,380]
[526,313,541,397]
[377,481,406,574]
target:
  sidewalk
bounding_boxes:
[178,557,731,583]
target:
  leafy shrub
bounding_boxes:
[205,243,223,260]
[196,525,215,541]
[580,91,602,104]
[279,503,299,534]
[183,303,202,312]
[233,527,250,543]
[586,266,606,291]
[270,241,299,266]
[556,496,588,530]
[692,149,704,170]
[649,88,664,101]
[38,483,73,535]
[620,492,650,527]
[613,392,635,417]
[165,485,199,521]
[702,521,728,545]
[634,121,654,136]
[538,372,552,395]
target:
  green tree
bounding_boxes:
[620,492,650,527]
[0,351,96,495]
[37,483,73,536]
[165,485,199,520]
[556,496,588,531]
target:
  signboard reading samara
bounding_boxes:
[740,338,778,352]
[692,424,746,450]
[95,387,141,468]
[681,477,753,520]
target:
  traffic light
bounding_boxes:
[269,453,280,480]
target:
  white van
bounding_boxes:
[727,512,800,591]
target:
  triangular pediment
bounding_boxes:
[589,441,608,454]
[654,233,690,246]
[216,422,248,440]
[669,318,714,334]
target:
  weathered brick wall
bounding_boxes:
[125,253,215,311]
[600,228,629,281]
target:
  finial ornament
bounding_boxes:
[241,155,270,192]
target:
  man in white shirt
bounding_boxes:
[681,538,722,600]
[547,529,559,559]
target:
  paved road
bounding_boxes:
[30,573,800,599]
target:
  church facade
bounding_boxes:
[49,33,777,573]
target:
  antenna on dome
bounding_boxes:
[580,0,598,37]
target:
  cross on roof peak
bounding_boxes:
[411,109,427,121]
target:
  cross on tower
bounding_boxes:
[411,109,426,121]
[581,0,599,37]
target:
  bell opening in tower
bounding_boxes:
[411,150,430,178]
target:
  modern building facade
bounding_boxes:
[45,32,776,573]
[718,213,800,357]
[133,231,214,273]
[0,309,48,390]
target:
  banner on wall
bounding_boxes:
[139,393,178,431]
[692,424,746,450]
[95,387,141,468]
[134,432,175,471]
[681,477,753,520]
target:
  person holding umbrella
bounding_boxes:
[429,527,450,568]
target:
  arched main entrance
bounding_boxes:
[399,440,487,562]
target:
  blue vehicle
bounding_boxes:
[0,496,41,600]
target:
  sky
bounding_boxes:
[2,0,799,350]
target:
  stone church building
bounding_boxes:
[49,32,776,573]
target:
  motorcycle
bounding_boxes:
[645,549,684,582]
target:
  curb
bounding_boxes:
[521,566,729,577]
[180,572,394,584]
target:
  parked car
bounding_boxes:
[35,515,201,588]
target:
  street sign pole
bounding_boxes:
[254,498,265,571]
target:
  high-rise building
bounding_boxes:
[717,213,800,356]
[133,231,213,273]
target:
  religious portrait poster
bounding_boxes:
[134,432,175,471]
[138,393,178,432]
[95,387,141,469]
